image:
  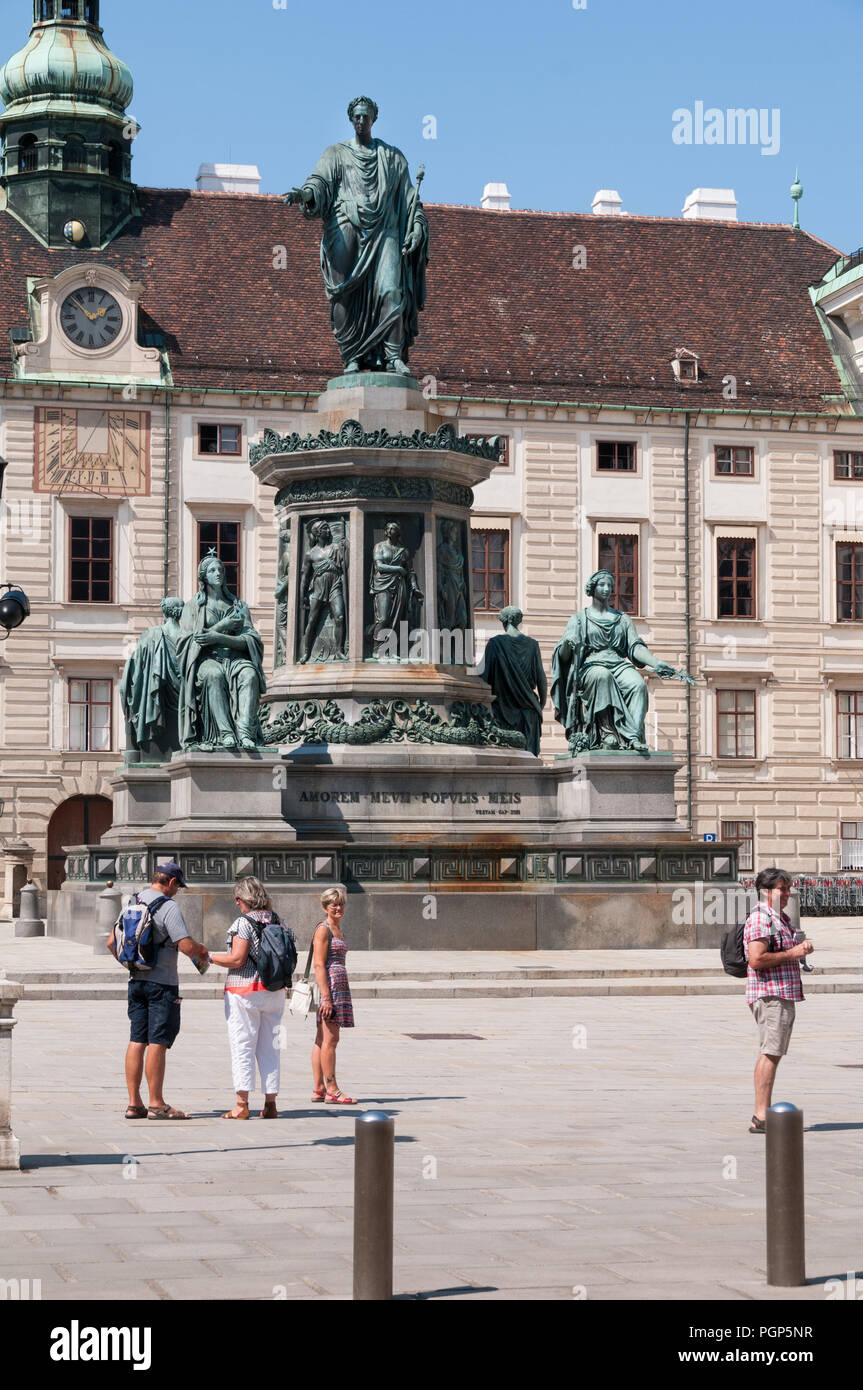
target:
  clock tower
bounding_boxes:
[0,1,138,249]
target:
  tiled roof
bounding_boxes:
[0,188,845,411]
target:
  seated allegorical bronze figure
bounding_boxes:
[551,569,694,754]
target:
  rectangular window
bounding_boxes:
[472,530,509,611]
[717,689,757,758]
[717,537,755,618]
[69,516,112,602]
[68,678,112,753]
[834,451,863,481]
[198,520,241,596]
[598,534,638,614]
[198,423,241,456]
[714,446,754,476]
[721,820,754,874]
[840,821,863,870]
[677,358,698,381]
[836,542,863,621]
[596,441,636,472]
[837,691,863,760]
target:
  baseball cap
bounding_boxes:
[156,861,187,888]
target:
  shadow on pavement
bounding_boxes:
[395,1285,499,1300]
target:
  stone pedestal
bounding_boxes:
[0,979,23,1170]
[252,376,502,729]
[54,373,739,951]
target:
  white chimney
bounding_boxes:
[481,182,511,211]
[591,189,623,216]
[196,163,262,195]
[682,188,738,221]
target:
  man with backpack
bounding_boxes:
[743,866,814,1134]
[111,862,209,1121]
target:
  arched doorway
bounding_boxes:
[47,795,113,890]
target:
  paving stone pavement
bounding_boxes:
[1,991,861,1301]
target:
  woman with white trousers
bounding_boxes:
[209,876,286,1119]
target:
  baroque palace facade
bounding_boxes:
[1,0,863,915]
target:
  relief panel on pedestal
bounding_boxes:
[364,514,425,661]
[296,514,349,664]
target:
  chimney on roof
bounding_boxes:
[481,182,511,211]
[196,163,262,195]
[682,188,738,221]
[591,190,623,216]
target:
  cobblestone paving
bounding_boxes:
[1,993,861,1300]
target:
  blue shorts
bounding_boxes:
[128,980,182,1048]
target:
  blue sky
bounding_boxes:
[5,0,860,251]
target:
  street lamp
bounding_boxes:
[0,584,29,637]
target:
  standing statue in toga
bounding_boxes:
[285,96,429,376]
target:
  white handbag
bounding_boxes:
[288,933,329,1020]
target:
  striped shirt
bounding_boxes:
[224,911,272,995]
[743,904,803,1004]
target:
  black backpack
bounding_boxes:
[243,912,298,991]
[721,919,779,977]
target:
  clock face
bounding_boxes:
[60,287,124,350]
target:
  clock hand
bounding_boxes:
[94,307,108,318]
[71,297,98,322]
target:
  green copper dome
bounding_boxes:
[0,2,133,121]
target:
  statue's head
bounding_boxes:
[196,551,234,604]
[385,521,401,542]
[499,605,523,629]
[585,569,615,600]
[348,95,378,124]
[310,519,332,545]
[160,596,184,621]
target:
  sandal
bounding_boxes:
[124,1105,147,1119]
[260,1103,278,1119]
[325,1090,356,1105]
[749,1114,766,1134]
[221,1105,250,1120]
[147,1105,189,1121]
[311,1086,326,1102]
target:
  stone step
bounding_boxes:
[11,964,863,985]
[18,974,863,1002]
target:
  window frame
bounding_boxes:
[716,688,757,759]
[471,528,510,612]
[196,422,243,458]
[197,518,242,598]
[716,536,756,620]
[721,820,754,874]
[17,135,38,174]
[67,677,113,754]
[595,440,638,474]
[833,450,863,483]
[836,540,863,622]
[597,531,639,616]
[68,514,113,604]
[713,445,755,478]
[836,689,863,761]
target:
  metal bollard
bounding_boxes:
[765,1101,806,1286]
[353,1110,394,1300]
[95,881,122,956]
[14,881,45,938]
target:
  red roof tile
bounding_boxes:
[0,189,845,410]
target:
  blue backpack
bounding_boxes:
[110,893,169,972]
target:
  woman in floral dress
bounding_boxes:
[311,886,355,1104]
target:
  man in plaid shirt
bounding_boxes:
[743,866,814,1134]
